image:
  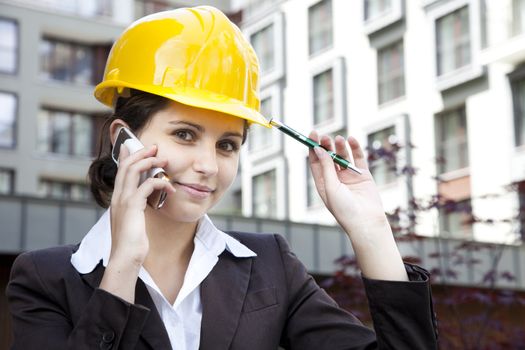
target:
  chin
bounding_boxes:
[157,199,213,223]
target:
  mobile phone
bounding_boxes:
[112,126,170,209]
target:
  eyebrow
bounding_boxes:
[168,120,243,139]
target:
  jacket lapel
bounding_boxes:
[80,262,172,350]
[199,252,253,350]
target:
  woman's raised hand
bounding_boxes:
[308,131,407,281]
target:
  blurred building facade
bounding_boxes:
[239,0,525,244]
[2,0,525,347]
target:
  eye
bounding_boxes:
[173,129,195,142]
[217,140,239,153]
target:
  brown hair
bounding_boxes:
[88,90,249,208]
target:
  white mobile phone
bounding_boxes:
[112,126,170,209]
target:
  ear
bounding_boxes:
[109,119,130,146]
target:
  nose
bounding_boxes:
[192,143,219,176]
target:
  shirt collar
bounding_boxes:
[71,209,256,274]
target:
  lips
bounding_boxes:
[174,181,215,199]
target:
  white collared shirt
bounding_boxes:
[71,209,256,350]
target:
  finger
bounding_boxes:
[113,145,161,198]
[121,177,176,209]
[119,157,169,199]
[312,146,339,191]
[347,136,368,170]
[334,135,350,160]
[320,134,334,152]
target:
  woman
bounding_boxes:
[7,6,438,350]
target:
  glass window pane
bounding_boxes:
[0,19,18,73]
[51,111,71,154]
[378,40,405,104]
[40,38,94,84]
[74,46,93,84]
[309,0,333,55]
[436,107,469,173]
[439,199,473,238]
[306,157,322,207]
[313,69,334,125]
[249,97,273,152]
[512,75,525,146]
[73,113,93,156]
[0,92,17,148]
[367,126,397,185]
[252,170,277,218]
[251,24,275,74]
[365,0,393,21]
[0,169,14,194]
[37,110,51,153]
[436,6,471,76]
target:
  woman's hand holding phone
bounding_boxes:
[100,142,175,303]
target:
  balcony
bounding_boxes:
[1,194,524,290]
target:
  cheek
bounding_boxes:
[218,157,239,187]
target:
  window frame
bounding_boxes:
[363,0,404,35]
[435,105,470,176]
[309,57,346,135]
[0,17,19,75]
[0,167,15,195]
[367,125,399,186]
[308,0,334,57]
[243,11,285,88]
[426,0,484,91]
[509,64,525,147]
[243,158,286,219]
[37,107,98,158]
[377,39,406,105]
[247,84,283,160]
[0,90,18,149]
[39,36,95,86]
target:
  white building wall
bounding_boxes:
[240,0,525,243]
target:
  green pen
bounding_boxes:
[269,118,362,175]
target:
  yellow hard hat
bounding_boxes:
[94,6,269,127]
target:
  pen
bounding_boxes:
[269,118,362,175]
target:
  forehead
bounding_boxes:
[149,102,245,133]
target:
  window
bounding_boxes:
[435,106,469,174]
[518,181,525,240]
[250,24,275,74]
[313,68,334,126]
[513,0,525,36]
[364,0,392,21]
[40,38,95,85]
[135,0,173,18]
[306,157,323,207]
[439,198,473,238]
[0,18,18,74]
[249,96,273,152]
[436,6,470,76]
[39,179,91,201]
[0,91,17,148]
[308,0,333,56]
[252,170,277,218]
[377,40,405,104]
[37,109,99,157]
[367,126,397,186]
[0,168,14,194]
[510,67,525,147]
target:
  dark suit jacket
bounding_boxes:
[6,232,438,350]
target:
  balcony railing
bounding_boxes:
[1,194,524,290]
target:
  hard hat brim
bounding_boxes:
[95,81,271,128]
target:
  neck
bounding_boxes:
[143,208,198,268]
